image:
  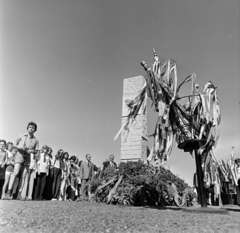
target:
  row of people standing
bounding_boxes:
[0,122,89,201]
[0,121,117,201]
[0,142,75,201]
[0,122,39,200]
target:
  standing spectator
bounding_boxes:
[6,142,14,158]
[18,148,38,201]
[59,152,70,201]
[44,147,53,200]
[78,154,94,201]
[68,156,78,201]
[52,149,63,200]
[102,155,117,171]
[34,145,50,200]
[24,150,38,201]
[1,143,16,199]
[0,140,7,198]
[4,122,39,200]
[75,158,82,201]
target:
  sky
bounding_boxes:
[0,0,239,185]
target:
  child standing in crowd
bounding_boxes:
[75,159,82,201]
[59,152,70,201]
[68,156,78,201]
[52,149,63,200]
[34,145,50,200]
[0,140,7,163]
[0,140,8,198]
[1,143,15,199]
[6,142,14,158]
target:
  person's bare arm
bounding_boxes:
[15,135,27,152]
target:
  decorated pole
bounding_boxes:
[115,49,221,209]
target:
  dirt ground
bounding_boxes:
[0,200,240,233]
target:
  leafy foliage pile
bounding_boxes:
[89,161,195,207]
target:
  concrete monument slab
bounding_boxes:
[121,76,148,161]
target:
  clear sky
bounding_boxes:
[0,0,239,185]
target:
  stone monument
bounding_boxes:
[120,76,148,162]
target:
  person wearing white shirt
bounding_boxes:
[34,145,49,200]
[0,140,7,198]
[1,142,14,199]
[102,155,117,171]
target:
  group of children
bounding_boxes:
[0,139,90,201]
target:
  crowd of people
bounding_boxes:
[0,121,117,201]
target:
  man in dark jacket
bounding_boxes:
[102,155,117,171]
